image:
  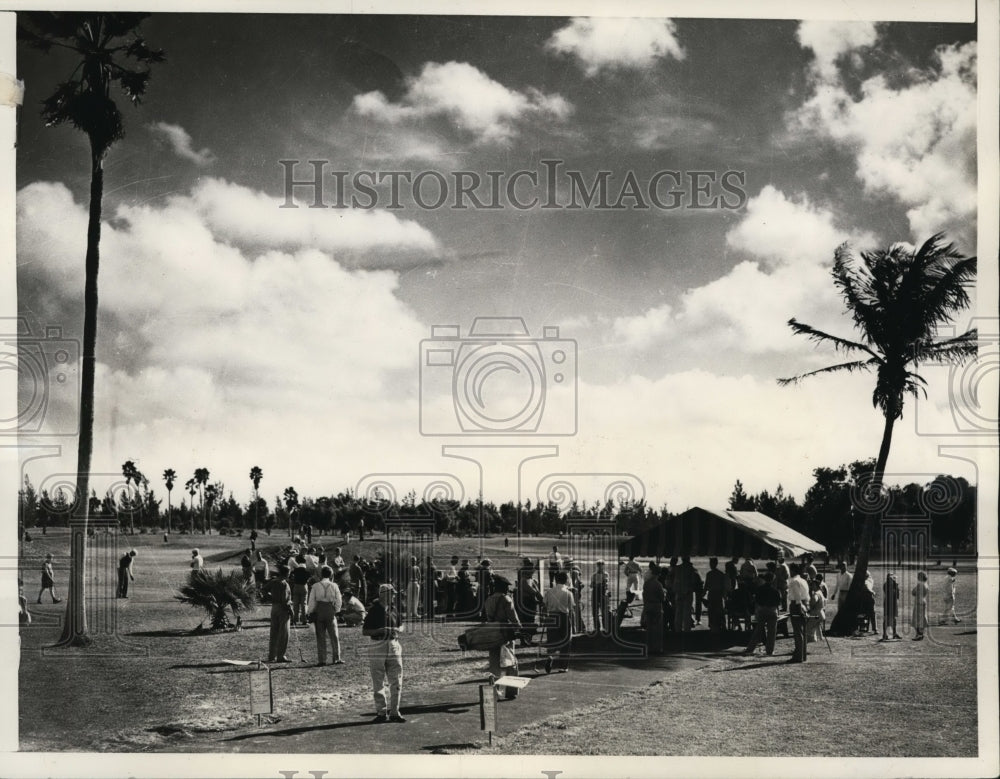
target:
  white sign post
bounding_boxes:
[479,684,497,745]
[249,661,273,727]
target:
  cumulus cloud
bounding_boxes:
[353,61,571,144]
[16,177,441,501]
[148,122,216,166]
[796,21,877,80]
[606,186,872,354]
[546,17,685,75]
[188,177,438,256]
[793,26,977,246]
[725,185,875,270]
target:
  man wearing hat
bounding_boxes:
[590,560,610,634]
[484,575,522,698]
[363,584,405,722]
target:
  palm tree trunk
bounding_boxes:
[59,148,103,647]
[829,413,895,635]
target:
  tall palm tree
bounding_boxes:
[185,478,197,534]
[133,467,147,533]
[779,233,976,635]
[204,483,219,534]
[162,468,176,533]
[194,468,210,534]
[121,460,137,534]
[249,466,263,532]
[19,12,164,647]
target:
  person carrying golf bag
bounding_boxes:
[483,575,522,699]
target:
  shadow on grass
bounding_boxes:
[423,743,481,753]
[714,659,788,672]
[168,661,240,670]
[223,700,476,742]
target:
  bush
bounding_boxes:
[175,568,257,631]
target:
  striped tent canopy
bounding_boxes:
[618,507,826,559]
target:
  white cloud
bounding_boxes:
[796,21,877,80]
[611,303,673,348]
[546,17,685,75]
[607,186,872,354]
[725,185,874,270]
[17,177,441,503]
[148,122,216,166]
[187,177,438,256]
[793,30,977,246]
[353,61,571,144]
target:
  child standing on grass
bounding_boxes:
[37,553,61,604]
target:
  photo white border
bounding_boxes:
[1,1,996,777]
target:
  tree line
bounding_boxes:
[18,459,976,557]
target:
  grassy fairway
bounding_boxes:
[18,530,978,755]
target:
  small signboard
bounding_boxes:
[249,668,273,717]
[492,676,531,690]
[479,684,497,740]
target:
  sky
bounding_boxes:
[11,12,989,515]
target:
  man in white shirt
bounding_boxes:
[787,564,810,663]
[341,587,367,627]
[306,565,344,665]
[940,567,960,624]
[190,549,204,571]
[542,571,575,672]
[445,556,459,614]
[831,562,853,612]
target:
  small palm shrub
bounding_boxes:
[176,568,257,631]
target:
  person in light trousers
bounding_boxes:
[363,584,405,723]
[307,565,343,666]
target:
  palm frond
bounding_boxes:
[920,256,977,328]
[777,359,875,386]
[915,329,978,365]
[786,319,881,360]
[832,243,885,344]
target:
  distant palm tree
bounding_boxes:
[133,468,147,532]
[779,233,976,634]
[19,12,164,647]
[185,478,197,534]
[194,467,210,534]
[121,460,137,534]
[283,486,299,538]
[249,466,263,531]
[163,468,176,533]
[204,483,219,534]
